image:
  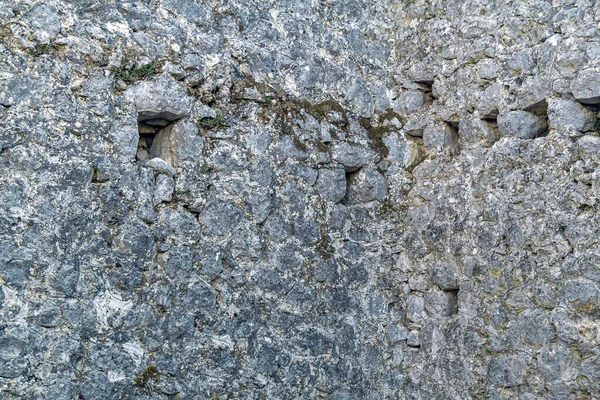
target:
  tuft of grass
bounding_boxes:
[198,114,225,129]
[29,43,52,57]
[200,163,210,173]
[111,62,156,84]
[259,96,273,108]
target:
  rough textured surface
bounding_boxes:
[1,0,600,399]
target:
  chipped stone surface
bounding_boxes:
[1,0,600,398]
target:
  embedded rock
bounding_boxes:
[316,168,347,203]
[548,99,597,133]
[128,74,194,121]
[497,110,548,139]
[2,0,600,399]
[346,167,388,203]
[571,69,600,104]
[149,120,204,167]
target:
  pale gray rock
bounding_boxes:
[316,168,347,202]
[331,142,376,172]
[199,202,243,236]
[577,135,600,159]
[154,174,175,203]
[346,167,388,203]
[571,69,600,104]
[422,123,459,155]
[149,120,204,167]
[548,99,597,133]
[478,83,503,119]
[128,74,194,121]
[497,111,548,139]
[393,91,426,116]
[144,158,177,176]
[487,357,524,388]
[429,263,459,290]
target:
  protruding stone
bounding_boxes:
[331,142,376,172]
[145,158,176,176]
[404,114,428,137]
[316,168,347,202]
[128,74,194,121]
[429,263,459,290]
[548,99,597,133]
[458,117,498,148]
[487,356,524,388]
[154,174,175,203]
[423,123,459,155]
[497,111,547,139]
[478,83,503,119]
[571,69,600,104]
[149,120,204,167]
[393,91,426,115]
[577,135,600,158]
[346,167,388,203]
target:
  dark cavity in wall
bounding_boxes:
[136,118,173,161]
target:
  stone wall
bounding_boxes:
[1,0,599,398]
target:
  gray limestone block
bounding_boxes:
[548,98,597,133]
[154,174,175,203]
[407,330,421,347]
[577,135,600,159]
[369,294,388,318]
[458,117,498,148]
[517,76,551,113]
[404,114,428,137]
[264,212,291,243]
[425,289,457,317]
[128,74,194,121]
[429,263,459,290]
[478,82,503,119]
[109,115,139,160]
[346,166,388,203]
[571,69,600,104]
[145,158,177,176]
[487,356,524,388]
[346,77,375,118]
[406,295,426,324]
[25,2,61,39]
[476,59,500,80]
[316,168,347,202]
[247,192,272,224]
[422,123,459,155]
[497,110,548,139]
[393,91,427,116]
[149,120,204,167]
[199,202,243,237]
[387,324,408,345]
[331,142,376,172]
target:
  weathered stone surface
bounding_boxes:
[548,98,597,133]
[429,263,459,290]
[571,69,600,104]
[423,123,459,154]
[149,120,204,167]
[331,142,376,172]
[497,110,548,139]
[316,168,347,202]
[128,74,194,121]
[144,157,176,176]
[478,83,503,119]
[346,167,388,203]
[393,91,426,115]
[2,0,600,398]
[487,356,524,388]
